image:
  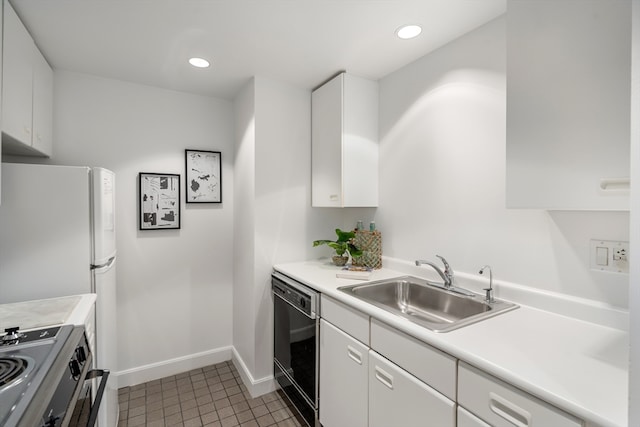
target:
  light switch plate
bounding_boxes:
[590,239,629,273]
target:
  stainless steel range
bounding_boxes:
[0,325,109,427]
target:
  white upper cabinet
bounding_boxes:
[2,0,53,157]
[312,72,379,207]
[31,42,53,156]
[506,0,631,210]
[0,1,3,204]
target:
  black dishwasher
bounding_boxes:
[272,271,319,427]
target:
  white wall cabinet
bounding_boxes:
[31,42,53,155]
[0,0,3,204]
[319,319,368,427]
[369,350,455,427]
[311,72,378,207]
[2,0,53,157]
[506,0,631,210]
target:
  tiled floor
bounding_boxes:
[117,361,305,427]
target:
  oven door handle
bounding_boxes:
[84,369,110,427]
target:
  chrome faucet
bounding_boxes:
[479,265,494,303]
[415,255,454,289]
[415,255,476,297]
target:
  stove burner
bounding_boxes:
[0,356,28,387]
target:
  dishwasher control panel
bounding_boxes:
[271,272,318,318]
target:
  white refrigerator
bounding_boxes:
[0,163,119,427]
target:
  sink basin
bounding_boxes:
[338,276,518,332]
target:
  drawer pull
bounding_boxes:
[489,392,532,427]
[600,178,630,192]
[347,346,362,365]
[374,366,394,389]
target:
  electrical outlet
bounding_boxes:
[590,240,629,273]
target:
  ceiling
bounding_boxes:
[11,0,506,100]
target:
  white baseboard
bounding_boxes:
[117,346,233,388]
[231,347,276,398]
[116,345,276,398]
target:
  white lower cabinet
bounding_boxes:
[457,407,491,427]
[318,296,584,427]
[458,362,583,427]
[319,319,368,427]
[368,350,455,427]
[370,319,456,400]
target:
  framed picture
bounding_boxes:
[185,149,222,203]
[139,173,181,230]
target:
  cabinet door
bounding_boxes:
[311,72,378,207]
[458,407,491,427]
[506,0,630,210]
[369,350,455,427]
[2,0,33,146]
[319,319,368,427]
[342,73,378,207]
[0,0,3,205]
[311,74,343,207]
[32,46,53,156]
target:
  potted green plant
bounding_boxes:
[313,228,363,266]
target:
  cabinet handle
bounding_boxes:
[346,345,362,365]
[24,126,31,135]
[488,392,531,427]
[374,366,394,390]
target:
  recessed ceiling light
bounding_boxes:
[188,57,210,68]
[396,25,422,40]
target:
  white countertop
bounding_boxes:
[0,293,96,331]
[274,259,628,427]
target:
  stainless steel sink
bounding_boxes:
[338,276,518,332]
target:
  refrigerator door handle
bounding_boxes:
[91,256,116,270]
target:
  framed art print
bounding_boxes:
[185,149,222,203]
[139,173,181,230]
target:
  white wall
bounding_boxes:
[26,71,236,381]
[253,76,343,378]
[232,78,257,380]
[233,76,344,394]
[377,16,630,308]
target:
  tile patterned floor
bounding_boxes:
[117,361,305,427]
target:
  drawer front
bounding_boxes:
[458,362,583,427]
[370,319,456,400]
[369,350,455,427]
[321,295,369,345]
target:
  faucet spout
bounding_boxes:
[415,256,475,298]
[415,258,452,288]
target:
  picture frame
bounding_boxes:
[185,149,222,203]
[139,173,181,230]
